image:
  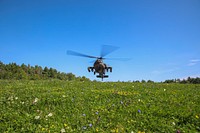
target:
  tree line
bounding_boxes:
[0,61,90,81]
[0,61,199,83]
[131,77,200,84]
[163,77,200,84]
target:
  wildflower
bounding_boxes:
[196,115,199,119]
[60,128,66,133]
[89,123,92,127]
[33,98,39,104]
[62,95,66,98]
[138,131,145,133]
[138,99,141,102]
[111,129,115,132]
[164,89,166,91]
[71,98,74,102]
[64,123,68,127]
[120,101,123,104]
[8,96,14,101]
[83,114,86,116]
[35,115,40,120]
[95,112,99,115]
[47,113,53,117]
[138,109,141,113]
[51,125,55,128]
[176,130,180,133]
[82,126,87,130]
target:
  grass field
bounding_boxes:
[0,80,200,133]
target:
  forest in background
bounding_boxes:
[0,61,89,81]
[0,61,200,83]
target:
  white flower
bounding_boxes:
[164,89,166,91]
[82,126,87,130]
[35,115,40,120]
[138,99,141,102]
[60,128,66,133]
[71,98,74,102]
[8,96,14,101]
[47,113,53,117]
[33,98,39,104]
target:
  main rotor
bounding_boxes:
[67,45,120,61]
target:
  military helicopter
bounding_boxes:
[67,45,128,81]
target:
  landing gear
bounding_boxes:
[88,67,94,72]
[106,67,112,72]
[88,67,96,75]
[96,74,109,78]
[96,75,109,81]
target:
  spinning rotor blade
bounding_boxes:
[67,50,98,59]
[105,57,131,61]
[100,45,119,58]
[89,60,96,63]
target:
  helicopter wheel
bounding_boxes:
[107,67,112,72]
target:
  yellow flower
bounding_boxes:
[50,125,55,128]
[138,131,145,133]
[111,128,119,133]
[116,128,119,133]
[111,129,115,133]
[196,115,199,119]
[64,123,68,127]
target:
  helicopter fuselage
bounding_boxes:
[88,59,112,80]
[94,59,106,73]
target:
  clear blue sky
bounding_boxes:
[1,0,200,82]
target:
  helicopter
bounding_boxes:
[67,45,129,81]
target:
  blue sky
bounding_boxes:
[0,0,200,81]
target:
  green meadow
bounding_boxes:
[0,80,200,132]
